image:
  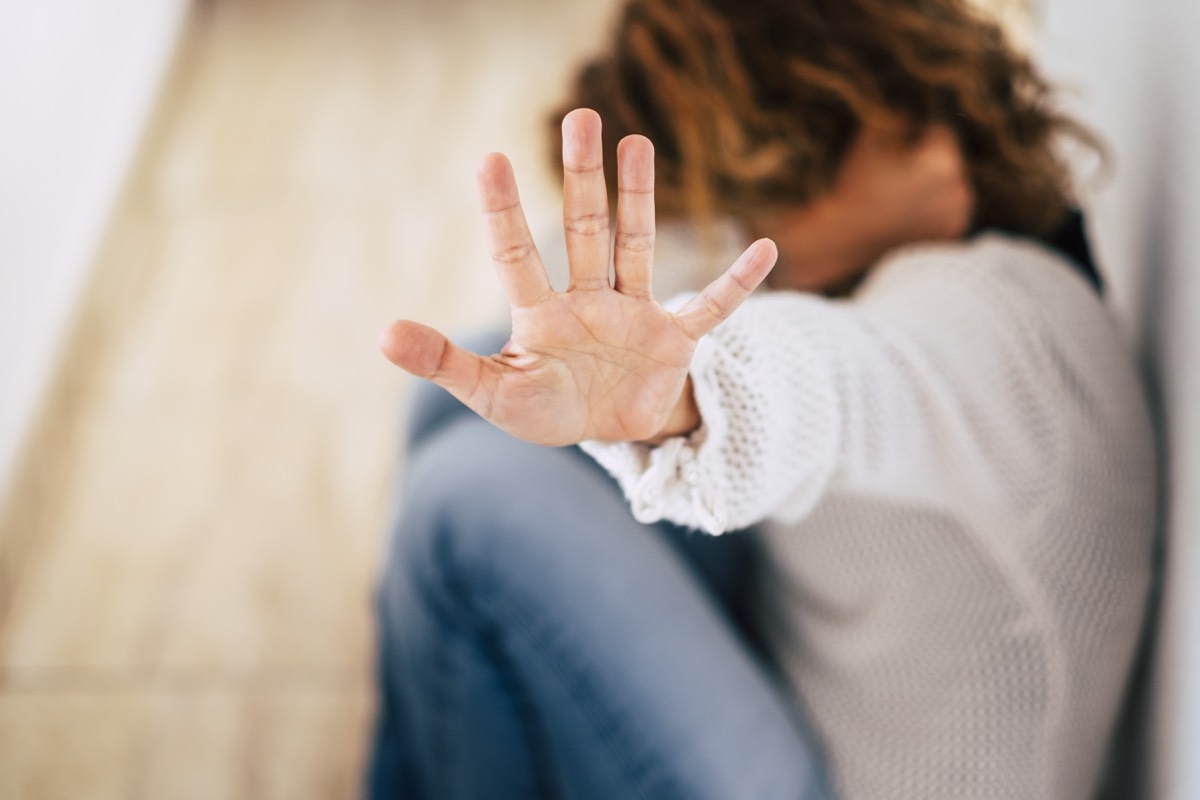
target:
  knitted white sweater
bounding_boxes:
[581,234,1156,800]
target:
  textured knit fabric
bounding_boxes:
[580,234,1156,800]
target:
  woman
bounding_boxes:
[368,0,1155,797]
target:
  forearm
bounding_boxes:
[584,244,1064,535]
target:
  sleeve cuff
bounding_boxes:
[579,334,732,534]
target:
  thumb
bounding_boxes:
[379,320,497,404]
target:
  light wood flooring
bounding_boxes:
[0,1,616,797]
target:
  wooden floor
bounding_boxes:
[0,1,615,796]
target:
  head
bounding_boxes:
[550,0,1096,288]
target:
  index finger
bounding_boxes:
[477,152,553,308]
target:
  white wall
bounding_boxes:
[1039,1,1200,797]
[0,1,190,496]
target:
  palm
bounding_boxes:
[381,109,776,446]
[489,291,694,443]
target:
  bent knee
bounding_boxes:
[386,419,614,612]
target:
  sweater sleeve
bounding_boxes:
[580,237,1068,534]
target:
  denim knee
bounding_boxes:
[389,415,634,629]
[386,419,548,625]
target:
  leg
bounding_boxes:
[369,328,510,799]
[369,417,833,799]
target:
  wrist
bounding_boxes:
[644,376,701,444]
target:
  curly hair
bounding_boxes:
[549,0,1097,236]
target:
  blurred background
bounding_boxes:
[0,0,1197,798]
[0,1,617,796]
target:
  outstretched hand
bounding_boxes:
[379,108,777,446]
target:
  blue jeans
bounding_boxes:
[366,333,834,800]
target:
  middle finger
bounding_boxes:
[561,109,611,291]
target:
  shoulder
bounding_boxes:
[855,232,1101,314]
[850,233,1126,376]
